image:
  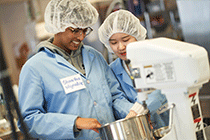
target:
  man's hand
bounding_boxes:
[76,117,102,133]
[125,110,138,119]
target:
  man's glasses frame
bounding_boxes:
[68,27,93,36]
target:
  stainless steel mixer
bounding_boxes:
[99,114,154,140]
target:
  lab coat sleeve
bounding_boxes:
[103,60,134,119]
[18,64,79,139]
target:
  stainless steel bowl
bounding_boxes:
[99,114,154,140]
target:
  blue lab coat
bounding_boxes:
[18,43,133,139]
[110,58,169,129]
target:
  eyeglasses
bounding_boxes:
[68,27,93,36]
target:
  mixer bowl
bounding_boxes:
[99,114,154,140]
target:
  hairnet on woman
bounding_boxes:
[98,9,170,131]
[98,9,147,52]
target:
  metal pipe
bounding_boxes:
[0,46,31,139]
[161,103,175,135]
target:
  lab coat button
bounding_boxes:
[94,101,97,106]
[87,80,90,84]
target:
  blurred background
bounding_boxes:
[0,0,209,139]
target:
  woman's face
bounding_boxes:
[109,33,137,60]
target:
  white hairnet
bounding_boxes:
[44,0,99,34]
[98,10,147,52]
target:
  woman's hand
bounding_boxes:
[125,110,137,119]
[75,117,102,133]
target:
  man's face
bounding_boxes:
[57,27,86,53]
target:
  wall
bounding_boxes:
[0,2,34,85]
[176,0,210,119]
[176,0,210,59]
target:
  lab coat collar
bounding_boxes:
[112,58,123,75]
[113,58,133,87]
[40,47,86,78]
[56,52,83,75]
[55,45,96,78]
[38,45,95,79]
[82,46,95,77]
